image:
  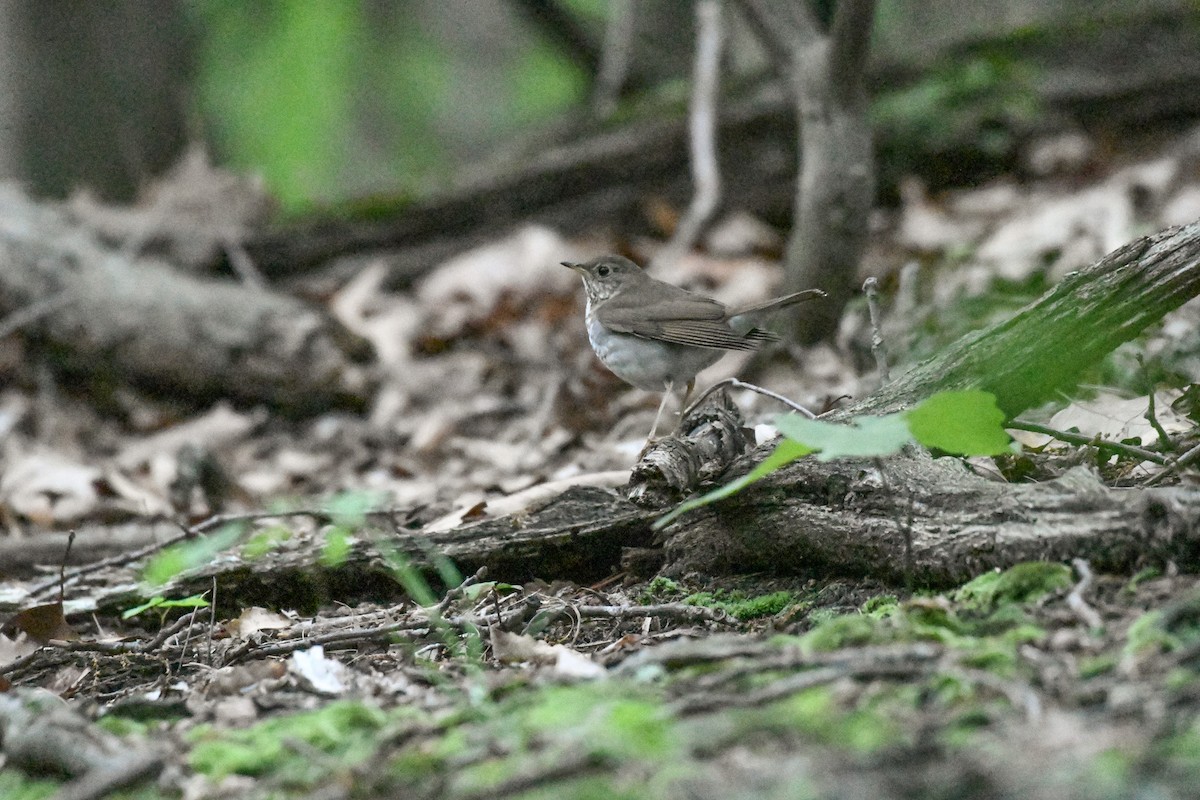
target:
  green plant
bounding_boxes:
[122,593,210,626]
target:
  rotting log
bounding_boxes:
[660,453,1200,585]
[839,222,1200,419]
[0,186,373,412]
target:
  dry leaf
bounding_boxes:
[1,601,78,645]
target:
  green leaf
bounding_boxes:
[904,390,1013,455]
[122,593,209,619]
[157,593,211,609]
[323,490,385,528]
[123,596,166,619]
[320,526,352,568]
[143,523,245,586]
[653,438,813,530]
[461,582,519,601]
[775,413,912,460]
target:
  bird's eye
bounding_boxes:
[597,265,610,277]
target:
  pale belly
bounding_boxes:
[586,311,723,391]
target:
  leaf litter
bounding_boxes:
[2,125,1200,797]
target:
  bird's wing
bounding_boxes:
[598,282,726,322]
[597,291,770,351]
[649,320,773,350]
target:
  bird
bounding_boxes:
[562,255,823,439]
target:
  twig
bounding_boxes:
[146,611,200,652]
[1139,355,1174,452]
[684,377,816,421]
[436,567,489,615]
[1067,558,1103,630]
[573,602,729,623]
[176,597,203,674]
[592,0,635,118]
[652,0,724,269]
[208,576,217,666]
[0,291,73,340]
[223,238,268,290]
[1006,420,1167,465]
[674,666,845,714]
[946,666,1043,723]
[1144,440,1200,487]
[863,276,890,385]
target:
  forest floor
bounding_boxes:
[2,120,1200,798]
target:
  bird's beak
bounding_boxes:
[560,261,582,274]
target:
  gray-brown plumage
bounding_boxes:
[563,255,823,438]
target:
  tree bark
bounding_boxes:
[660,453,1200,585]
[0,187,372,412]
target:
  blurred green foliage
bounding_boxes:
[188,0,592,211]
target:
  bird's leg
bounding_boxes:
[674,378,696,432]
[648,381,674,441]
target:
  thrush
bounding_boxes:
[563,255,823,438]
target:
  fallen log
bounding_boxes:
[0,186,373,412]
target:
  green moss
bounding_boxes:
[800,612,885,652]
[95,715,156,737]
[1079,655,1117,679]
[941,709,993,747]
[953,562,1073,611]
[1151,721,1200,782]
[639,576,685,603]
[1123,567,1162,596]
[1165,668,1199,692]
[386,748,445,784]
[862,595,900,615]
[189,700,390,783]
[513,775,645,800]
[684,590,798,620]
[241,524,293,559]
[418,682,682,798]
[778,687,904,753]
[0,771,58,800]
[1086,748,1134,796]
[1125,610,1180,656]
[520,685,675,761]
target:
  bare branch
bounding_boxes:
[653,0,724,269]
[734,0,819,66]
[828,0,876,104]
[592,0,636,118]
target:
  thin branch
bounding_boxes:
[1004,420,1168,465]
[1144,390,1174,453]
[1144,440,1200,487]
[734,0,819,66]
[653,0,724,269]
[508,0,603,76]
[223,239,267,290]
[863,276,890,385]
[827,0,877,103]
[0,292,73,340]
[1067,558,1103,630]
[684,377,817,420]
[592,0,635,118]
